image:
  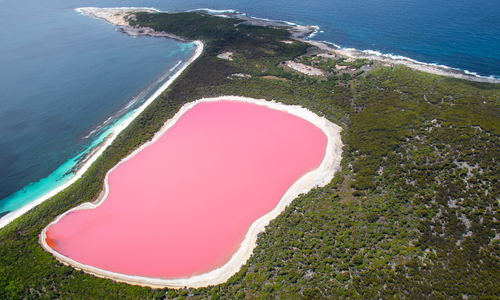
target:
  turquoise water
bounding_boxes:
[0,109,137,214]
[1,0,498,221]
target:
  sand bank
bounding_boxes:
[40,96,343,288]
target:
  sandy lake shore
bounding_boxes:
[40,96,343,288]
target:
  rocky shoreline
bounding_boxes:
[302,40,500,84]
[210,10,317,39]
[76,7,191,42]
[77,7,498,84]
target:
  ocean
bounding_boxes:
[1,0,499,224]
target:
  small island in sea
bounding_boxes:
[1,7,499,299]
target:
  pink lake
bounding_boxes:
[45,100,327,279]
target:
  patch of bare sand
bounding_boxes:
[284,61,324,76]
[217,51,233,60]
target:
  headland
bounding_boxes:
[77,7,499,84]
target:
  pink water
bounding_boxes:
[46,100,327,279]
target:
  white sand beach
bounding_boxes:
[0,27,203,230]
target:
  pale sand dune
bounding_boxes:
[40,96,343,288]
[76,7,189,40]
[285,60,325,76]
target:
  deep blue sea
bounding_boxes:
[1,0,499,223]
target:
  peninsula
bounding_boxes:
[78,7,500,84]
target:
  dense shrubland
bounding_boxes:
[1,11,499,299]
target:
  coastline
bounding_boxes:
[0,34,204,230]
[40,96,343,288]
[77,7,500,83]
[209,11,500,84]
[300,40,500,84]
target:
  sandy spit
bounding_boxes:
[75,7,160,26]
[40,96,343,288]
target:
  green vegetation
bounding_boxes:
[1,11,499,299]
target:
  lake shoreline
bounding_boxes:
[40,96,343,288]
